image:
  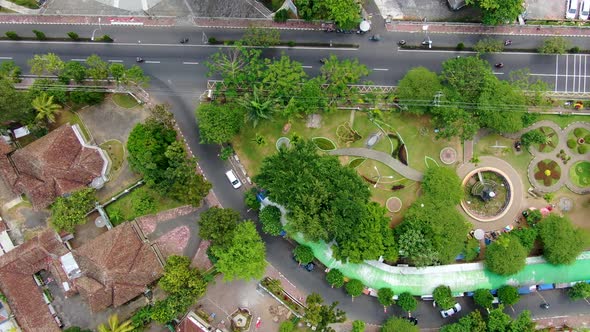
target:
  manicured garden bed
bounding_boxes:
[566,127,590,154]
[534,159,561,187]
[569,161,590,187]
[533,126,558,153]
[112,93,139,109]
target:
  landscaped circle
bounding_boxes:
[439,147,457,165]
[567,126,590,154]
[276,137,291,151]
[534,159,561,187]
[569,161,590,188]
[534,126,559,153]
[386,197,402,213]
[461,168,513,222]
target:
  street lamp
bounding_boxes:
[422,18,432,49]
[91,17,102,41]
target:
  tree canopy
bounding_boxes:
[397,292,418,314]
[345,279,364,298]
[473,288,494,309]
[159,255,207,299]
[466,0,524,25]
[0,78,34,128]
[198,207,240,249]
[304,293,347,330]
[254,140,370,243]
[433,285,454,310]
[293,245,315,265]
[259,205,283,236]
[50,188,96,232]
[195,102,244,144]
[568,282,590,301]
[396,67,442,115]
[538,214,587,265]
[212,221,267,281]
[421,166,464,205]
[326,269,345,288]
[485,234,527,275]
[498,285,520,306]
[377,288,395,308]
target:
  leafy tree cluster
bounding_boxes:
[149,255,208,324]
[304,293,347,331]
[293,244,315,264]
[200,48,368,143]
[127,105,211,206]
[473,288,494,309]
[397,57,548,141]
[498,285,520,306]
[484,233,528,275]
[294,0,361,29]
[538,214,587,265]
[259,205,283,235]
[326,268,344,288]
[381,316,419,332]
[521,129,547,148]
[568,282,590,301]
[50,188,96,232]
[198,207,267,281]
[433,285,455,310]
[440,307,535,332]
[465,0,524,25]
[255,140,396,263]
[396,167,469,266]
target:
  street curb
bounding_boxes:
[196,25,317,31]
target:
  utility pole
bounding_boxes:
[422,17,432,49]
[433,91,443,107]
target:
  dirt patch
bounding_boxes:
[306,114,322,128]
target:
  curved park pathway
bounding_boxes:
[504,120,590,194]
[329,148,423,181]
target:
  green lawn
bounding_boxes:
[100,140,124,172]
[104,186,183,225]
[112,94,139,109]
[6,0,39,9]
[475,133,533,187]
[569,161,590,188]
[0,7,16,12]
[536,114,590,128]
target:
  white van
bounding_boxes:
[566,0,579,19]
[580,0,590,19]
[225,170,242,189]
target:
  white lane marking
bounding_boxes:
[585,55,587,93]
[113,0,119,7]
[108,59,123,63]
[563,54,570,91]
[373,68,389,71]
[493,72,505,75]
[554,55,559,92]
[530,73,590,77]
[145,60,160,64]
[0,57,13,60]
[572,54,577,93]
[71,59,86,62]
[182,61,199,65]
[302,65,313,68]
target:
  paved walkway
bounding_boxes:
[387,21,590,37]
[329,147,423,181]
[504,120,590,194]
[456,156,525,231]
[0,0,38,14]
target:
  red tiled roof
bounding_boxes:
[176,313,209,332]
[0,229,68,332]
[0,125,105,209]
[73,223,163,312]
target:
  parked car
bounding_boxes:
[440,303,462,318]
[292,255,315,272]
[580,0,590,19]
[225,170,242,189]
[566,0,579,19]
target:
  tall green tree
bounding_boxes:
[60,61,87,84]
[381,317,419,332]
[397,292,418,315]
[195,103,244,144]
[304,293,347,330]
[431,105,479,141]
[238,85,277,128]
[50,188,96,233]
[320,55,369,98]
[377,288,395,311]
[487,305,512,332]
[473,288,494,310]
[263,55,307,106]
[485,234,527,275]
[259,205,283,235]
[466,0,524,25]
[421,166,463,205]
[323,0,361,29]
[212,221,267,281]
[293,245,315,265]
[243,26,280,47]
[433,285,454,310]
[538,214,587,265]
[86,54,109,81]
[345,279,364,300]
[568,282,590,301]
[478,79,526,133]
[497,285,520,306]
[32,92,62,124]
[98,314,133,332]
[109,63,126,83]
[440,310,486,332]
[28,53,64,76]
[440,56,496,104]
[206,44,265,93]
[198,207,240,249]
[123,65,149,86]
[127,121,177,185]
[0,61,21,82]
[326,269,344,288]
[159,255,207,298]
[254,140,370,243]
[509,311,536,332]
[352,320,365,332]
[396,66,442,115]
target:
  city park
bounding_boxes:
[197,46,590,297]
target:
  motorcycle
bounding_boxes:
[180,38,189,44]
[540,303,550,309]
[136,57,144,63]
[369,34,381,41]
[504,39,512,46]
[495,63,504,68]
[398,40,406,46]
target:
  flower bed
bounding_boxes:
[534,159,561,187]
[312,137,337,151]
[569,161,590,187]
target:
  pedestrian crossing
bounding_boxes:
[551,54,590,94]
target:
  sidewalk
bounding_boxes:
[0,14,176,26]
[387,21,590,37]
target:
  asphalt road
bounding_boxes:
[1,25,590,329]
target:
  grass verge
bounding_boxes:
[112,94,139,109]
[100,140,124,172]
[105,186,183,225]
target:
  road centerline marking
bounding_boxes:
[302,65,313,68]
[145,60,160,64]
[373,68,389,71]
[71,59,86,62]
[108,59,123,63]
[182,61,199,65]
[0,57,13,60]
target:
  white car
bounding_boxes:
[580,0,590,19]
[225,170,242,189]
[566,0,579,19]
[440,303,462,318]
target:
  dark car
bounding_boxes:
[404,317,418,325]
[293,256,315,272]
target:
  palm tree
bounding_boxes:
[238,86,276,128]
[32,92,61,124]
[97,314,134,332]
